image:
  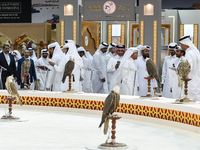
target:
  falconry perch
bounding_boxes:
[146,58,161,89]
[99,85,120,135]
[5,76,23,106]
[62,57,75,83]
[177,57,191,87]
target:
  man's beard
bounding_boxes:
[143,54,149,59]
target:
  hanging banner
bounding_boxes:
[83,0,136,21]
[0,0,31,23]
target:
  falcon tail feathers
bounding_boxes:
[16,95,23,106]
[103,117,109,135]
[62,76,66,83]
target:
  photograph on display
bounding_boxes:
[112,36,121,44]
[32,0,59,29]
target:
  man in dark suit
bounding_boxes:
[17,49,37,89]
[0,44,16,89]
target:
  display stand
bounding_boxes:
[175,78,196,103]
[99,115,128,149]
[1,97,19,119]
[63,74,77,93]
[141,77,154,97]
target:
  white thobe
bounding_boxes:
[136,56,157,96]
[185,48,200,101]
[120,58,138,95]
[54,55,83,92]
[36,57,50,91]
[105,52,113,91]
[46,54,62,91]
[82,56,92,93]
[107,55,122,91]
[92,51,108,94]
[105,52,113,65]
[168,58,182,99]
[162,55,178,98]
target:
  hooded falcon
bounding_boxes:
[146,58,161,89]
[99,84,120,135]
[62,56,75,83]
[177,57,191,87]
[5,76,23,106]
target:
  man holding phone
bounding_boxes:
[107,44,125,91]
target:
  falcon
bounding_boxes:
[5,76,23,106]
[21,58,31,83]
[62,57,75,83]
[146,58,161,89]
[177,57,191,87]
[99,84,120,135]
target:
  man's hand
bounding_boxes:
[49,61,55,67]
[14,77,17,81]
[115,63,120,69]
[101,78,106,82]
[17,81,21,85]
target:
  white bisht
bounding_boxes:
[36,49,50,91]
[161,43,178,98]
[136,45,157,96]
[54,42,83,92]
[46,42,63,91]
[77,47,93,93]
[179,35,200,101]
[92,42,109,94]
[107,55,123,92]
[119,47,138,95]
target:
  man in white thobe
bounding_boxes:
[136,45,157,96]
[46,42,63,91]
[105,42,116,65]
[77,47,92,93]
[179,35,200,101]
[169,46,185,99]
[12,50,21,89]
[120,47,139,95]
[105,42,117,91]
[49,41,83,92]
[107,44,125,91]
[161,43,178,98]
[92,42,109,94]
[36,49,50,91]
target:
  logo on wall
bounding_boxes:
[103,1,116,14]
[84,36,89,46]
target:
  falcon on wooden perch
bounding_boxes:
[146,58,161,89]
[62,56,75,83]
[99,84,120,135]
[177,57,191,87]
[5,76,23,106]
